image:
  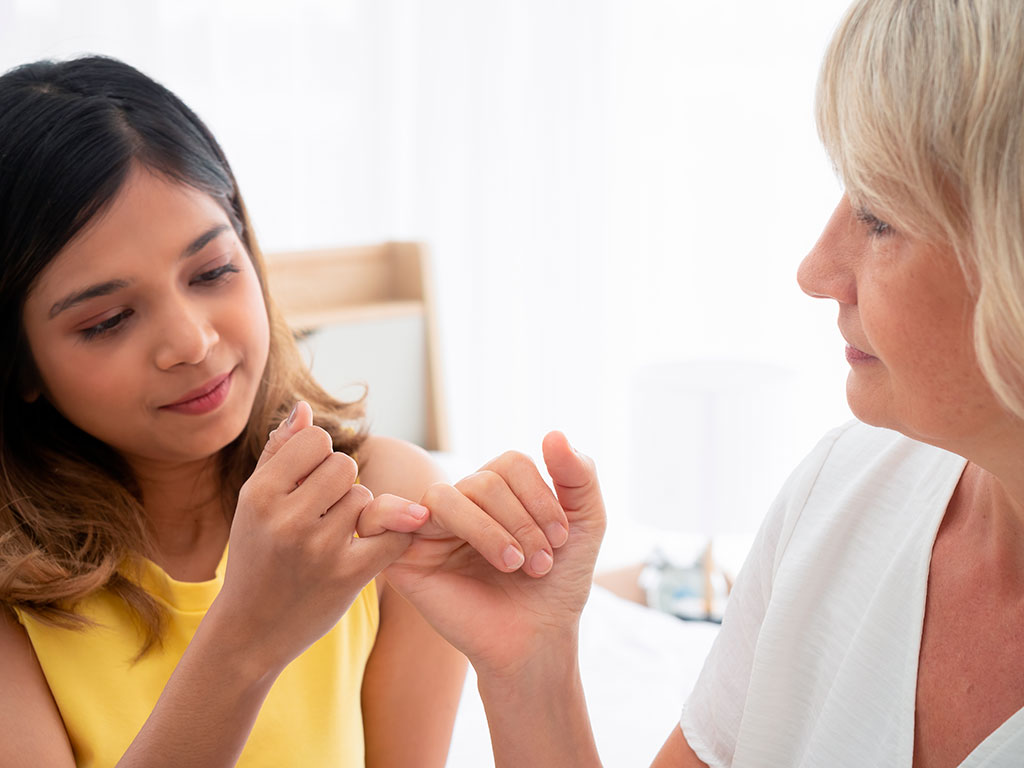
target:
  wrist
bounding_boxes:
[474,636,600,768]
[200,594,287,687]
[468,622,577,688]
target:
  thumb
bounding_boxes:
[255,401,314,472]
[541,431,605,522]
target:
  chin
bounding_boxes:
[845,379,970,454]
[163,414,251,463]
[845,374,891,430]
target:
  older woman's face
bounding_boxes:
[797,195,1004,450]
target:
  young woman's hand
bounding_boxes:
[359,432,607,679]
[213,401,426,676]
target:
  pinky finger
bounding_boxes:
[354,493,431,537]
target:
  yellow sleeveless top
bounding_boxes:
[14,546,379,767]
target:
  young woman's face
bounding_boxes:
[797,195,1005,451]
[21,164,271,468]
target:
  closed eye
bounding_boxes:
[80,309,134,341]
[191,263,241,285]
[855,206,892,237]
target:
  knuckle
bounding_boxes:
[238,479,268,512]
[538,492,565,519]
[469,469,505,496]
[474,515,502,542]
[347,484,373,506]
[237,481,254,504]
[501,449,532,466]
[300,425,334,455]
[326,451,358,484]
[421,482,454,508]
[511,519,544,545]
[369,493,399,514]
[272,511,306,542]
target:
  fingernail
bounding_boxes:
[530,550,554,575]
[502,545,525,570]
[545,522,569,548]
[286,403,298,426]
[407,503,429,520]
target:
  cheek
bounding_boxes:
[37,343,136,411]
[242,282,271,360]
[224,274,271,380]
[29,343,146,451]
[860,274,991,426]
[861,269,963,371]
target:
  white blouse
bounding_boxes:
[681,421,1024,767]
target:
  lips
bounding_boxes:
[845,344,877,363]
[840,333,876,359]
[837,320,877,362]
[160,370,234,414]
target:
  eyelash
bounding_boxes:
[191,263,240,285]
[855,207,892,237]
[79,262,241,341]
[80,309,134,341]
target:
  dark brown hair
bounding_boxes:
[0,56,366,654]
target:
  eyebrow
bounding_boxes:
[48,224,233,319]
[182,224,231,260]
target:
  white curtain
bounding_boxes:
[0,0,855,560]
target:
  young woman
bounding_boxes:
[0,56,572,767]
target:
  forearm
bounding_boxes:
[116,602,282,768]
[363,582,468,767]
[475,637,601,768]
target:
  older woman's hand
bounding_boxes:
[357,431,606,678]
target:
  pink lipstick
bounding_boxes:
[161,371,233,415]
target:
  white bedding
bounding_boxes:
[445,585,720,767]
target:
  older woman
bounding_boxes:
[377,0,1024,766]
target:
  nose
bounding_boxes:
[796,196,858,305]
[153,297,219,370]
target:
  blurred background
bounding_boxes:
[0,0,854,568]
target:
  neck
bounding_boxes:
[953,417,1024,513]
[946,454,1024,588]
[129,454,230,560]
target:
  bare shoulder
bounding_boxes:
[0,604,75,765]
[356,435,448,499]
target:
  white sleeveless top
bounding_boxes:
[681,421,1024,767]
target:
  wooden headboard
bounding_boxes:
[264,242,449,451]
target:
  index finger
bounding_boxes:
[254,401,314,472]
[476,450,569,548]
[255,425,336,495]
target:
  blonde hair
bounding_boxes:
[817,0,1024,417]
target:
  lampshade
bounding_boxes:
[628,359,800,537]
